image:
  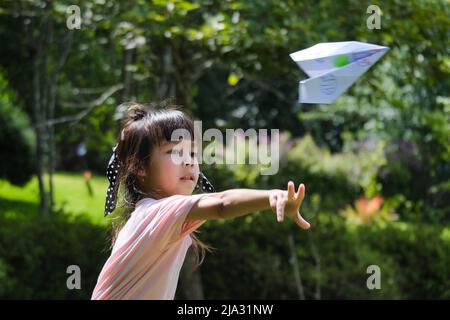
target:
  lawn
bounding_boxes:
[0,172,110,226]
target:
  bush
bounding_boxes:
[0,209,110,299]
[199,214,449,299]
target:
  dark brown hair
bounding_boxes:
[109,101,212,267]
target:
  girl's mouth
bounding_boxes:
[180,175,194,182]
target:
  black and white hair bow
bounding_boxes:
[104,144,120,216]
[104,144,215,217]
[195,172,215,193]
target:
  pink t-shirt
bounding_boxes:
[91,194,207,300]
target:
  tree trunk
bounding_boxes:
[155,45,174,101]
[32,40,48,215]
[122,48,134,102]
[47,83,56,212]
[171,42,193,110]
[44,14,55,212]
[308,231,321,300]
[288,234,305,300]
[179,246,205,299]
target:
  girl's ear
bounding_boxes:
[136,168,146,178]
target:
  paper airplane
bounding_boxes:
[290,41,389,104]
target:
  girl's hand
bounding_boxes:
[269,181,310,230]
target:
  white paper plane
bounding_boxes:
[290,41,389,104]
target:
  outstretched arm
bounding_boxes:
[186,181,310,230]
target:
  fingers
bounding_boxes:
[287,181,295,200]
[296,212,311,230]
[269,195,277,214]
[272,182,307,227]
[276,196,286,222]
[295,183,305,202]
[295,184,309,229]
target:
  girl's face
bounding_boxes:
[139,139,200,198]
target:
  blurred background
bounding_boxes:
[0,0,448,299]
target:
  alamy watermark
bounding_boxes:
[367,5,382,30]
[366,264,381,290]
[66,265,81,290]
[169,121,280,175]
[66,5,82,30]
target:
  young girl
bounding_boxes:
[91,102,310,300]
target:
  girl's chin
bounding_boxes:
[177,183,196,194]
[179,178,197,188]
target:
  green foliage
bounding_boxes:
[200,214,449,299]
[0,71,35,186]
[0,209,110,299]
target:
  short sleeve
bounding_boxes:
[139,194,207,248]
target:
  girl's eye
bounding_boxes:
[168,149,181,155]
[166,149,197,158]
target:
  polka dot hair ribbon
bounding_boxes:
[104,144,120,217]
[195,172,215,193]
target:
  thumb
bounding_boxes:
[296,213,311,230]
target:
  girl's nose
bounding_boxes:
[183,159,195,167]
[182,155,195,167]
[183,160,191,167]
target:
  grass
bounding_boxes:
[0,172,110,226]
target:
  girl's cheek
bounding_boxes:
[164,151,178,164]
